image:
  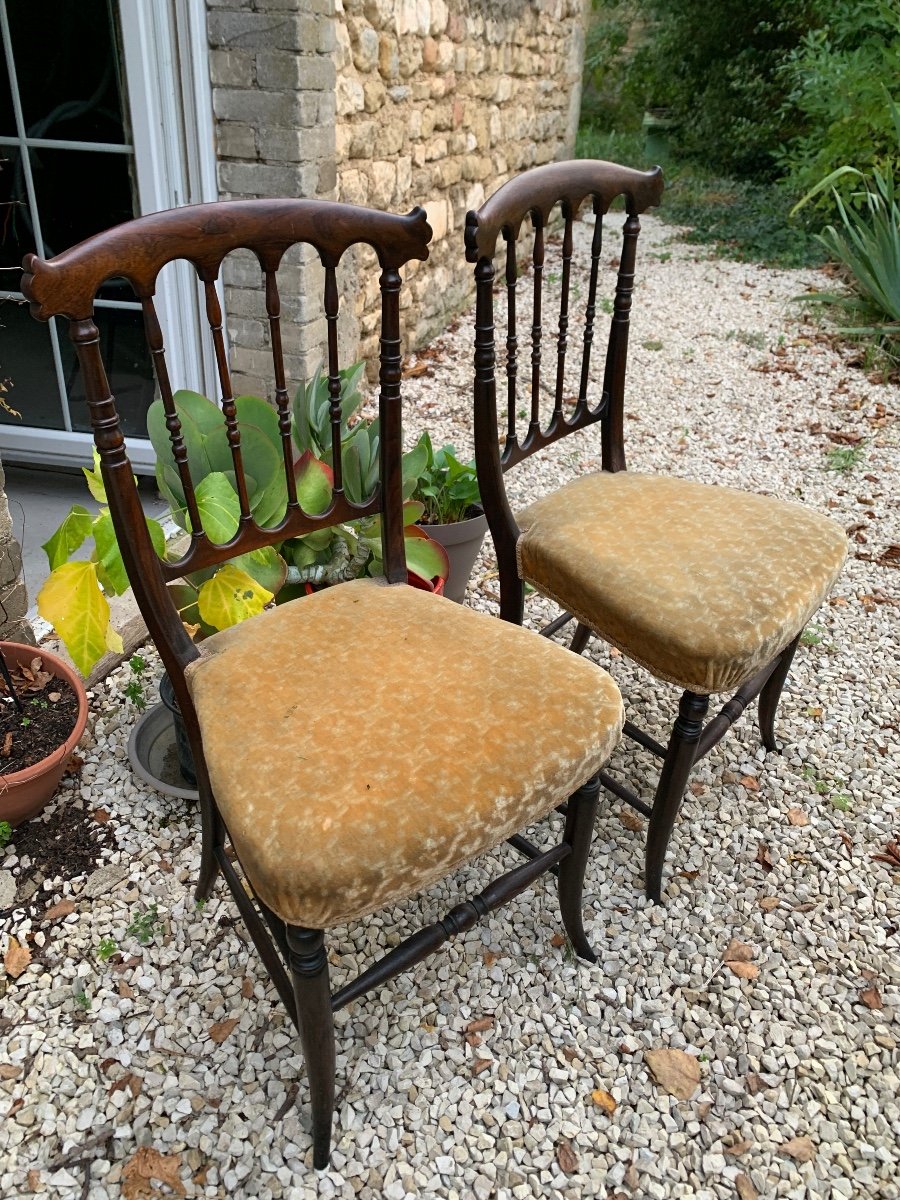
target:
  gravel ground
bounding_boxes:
[2,213,898,1200]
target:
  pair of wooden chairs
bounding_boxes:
[22,161,846,1166]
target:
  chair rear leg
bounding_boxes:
[286,927,335,1170]
[758,633,800,753]
[558,773,601,961]
[569,623,592,656]
[195,792,225,902]
[645,691,709,904]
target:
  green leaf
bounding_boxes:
[404,528,450,586]
[295,451,334,515]
[227,546,288,595]
[197,565,273,630]
[91,510,130,596]
[194,473,241,544]
[36,561,122,676]
[82,449,107,504]
[42,504,93,571]
[146,516,167,560]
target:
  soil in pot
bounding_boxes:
[0,658,79,775]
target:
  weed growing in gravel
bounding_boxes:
[600,297,614,315]
[825,444,865,472]
[97,936,118,962]
[801,766,852,811]
[643,339,664,351]
[800,624,826,647]
[726,329,767,350]
[74,989,90,1011]
[127,903,161,945]
[0,820,11,850]
[123,655,149,712]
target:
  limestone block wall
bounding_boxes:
[334,0,587,366]
[0,460,35,645]
[206,0,585,394]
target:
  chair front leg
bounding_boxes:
[569,623,592,656]
[645,691,709,903]
[558,773,602,961]
[758,633,801,752]
[286,926,335,1170]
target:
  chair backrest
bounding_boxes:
[22,200,431,682]
[464,160,663,612]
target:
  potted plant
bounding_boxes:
[0,642,89,828]
[402,432,488,603]
[35,364,450,794]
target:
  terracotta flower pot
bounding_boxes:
[0,642,89,828]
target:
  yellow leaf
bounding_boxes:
[197,565,273,631]
[37,561,112,675]
[4,936,31,979]
[591,1088,617,1115]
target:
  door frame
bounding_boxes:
[0,0,219,472]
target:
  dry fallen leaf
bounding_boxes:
[727,961,760,980]
[696,1101,712,1119]
[619,809,644,832]
[26,1168,42,1192]
[644,1048,701,1100]
[689,781,708,796]
[724,1139,753,1157]
[591,1088,617,1115]
[1,731,12,757]
[781,1135,816,1163]
[735,1173,758,1200]
[556,1139,579,1175]
[551,932,567,948]
[0,1063,22,1079]
[241,977,254,999]
[93,808,111,824]
[4,936,31,979]
[118,980,135,999]
[745,1073,764,1095]
[42,899,75,923]
[740,776,759,791]
[723,940,755,963]
[787,808,809,827]
[465,1017,494,1034]
[471,1057,492,1075]
[208,1018,239,1044]
[859,986,883,1011]
[755,843,774,872]
[759,897,780,912]
[122,1146,185,1199]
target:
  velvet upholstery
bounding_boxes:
[516,472,848,695]
[185,579,624,928]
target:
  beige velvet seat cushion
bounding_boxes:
[516,472,847,695]
[185,578,623,929]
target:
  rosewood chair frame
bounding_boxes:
[23,199,606,1167]
[465,160,803,902]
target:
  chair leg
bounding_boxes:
[568,622,593,655]
[758,633,800,753]
[645,691,709,904]
[286,926,335,1171]
[195,793,225,902]
[558,773,601,962]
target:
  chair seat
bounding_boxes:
[186,578,623,928]
[516,472,848,695]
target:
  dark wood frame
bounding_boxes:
[23,198,608,1167]
[465,160,803,902]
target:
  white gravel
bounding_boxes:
[2,213,898,1200]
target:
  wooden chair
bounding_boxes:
[22,198,624,1168]
[464,161,848,902]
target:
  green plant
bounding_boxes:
[74,989,90,1011]
[824,444,865,472]
[792,93,900,359]
[127,903,161,946]
[0,820,12,850]
[800,624,825,645]
[97,936,118,962]
[402,433,481,525]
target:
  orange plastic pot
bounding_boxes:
[0,641,89,828]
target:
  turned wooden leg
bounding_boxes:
[758,633,800,753]
[569,623,592,656]
[195,792,225,902]
[645,691,709,904]
[558,773,601,961]
[286,927,335,1171]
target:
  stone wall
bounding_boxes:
[0,460,35,646]
[206,0,585,393]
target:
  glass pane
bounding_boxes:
[30,146,135,259]
[0,143,36,268]
[0,297,64,428]
[4,1,126,144]
[0,47,14,136]
[57,310,155,440]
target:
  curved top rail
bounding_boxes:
[22,199,432,320]
[464,159,663,262]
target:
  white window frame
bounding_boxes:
[0,0,219,472]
